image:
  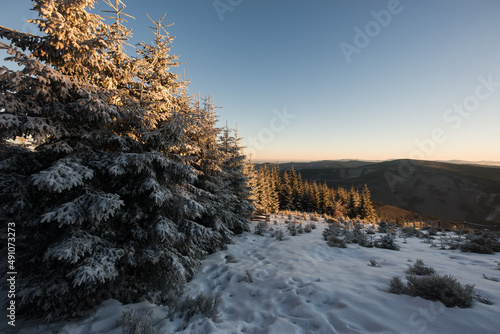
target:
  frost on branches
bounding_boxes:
[0,0,250,321]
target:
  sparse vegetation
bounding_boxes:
[254,221,269,236]
[304,223,313,233]
[171,292,223,323]
[459,240,495,254]
[297,224,305,234]
[326,235,347,248]
[225,254,237,264]
[388,276,406,295]
[404,259,436,276]
[387,257,491,308]
[401,226,423,238]
[122,309,160,334]
[374,234,399,251]
[482,274,499,282]
[287,221,298,236]
[271,229,285,241]
[404,274,475,308]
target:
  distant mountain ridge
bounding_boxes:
[257,159,500,170]
[259,159,500,226]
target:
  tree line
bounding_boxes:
[246,163,377,221]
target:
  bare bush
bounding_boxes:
[122,309,160,334]
[173,291,222,323]
[459,241,494,254]
[271,229,285,241]
[326,236,347,248]
[404,259,436,276]
[254,221,269,236]
[405,274,474,308]
[388,276,406,295]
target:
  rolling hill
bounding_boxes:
[277,159,500,227]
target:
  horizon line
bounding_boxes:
[251,158,500,166]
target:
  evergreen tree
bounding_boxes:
[254,165,279,214]
[358,184,376,221]
[301,181,314,212]
[347,187,361,218]
[336,186,349,207]
[331,199,347,218]
[217,124,252,233]
[0,1,249,321]
[319,183,333,214]
[243,158,258,212]
[288,166,303,210]
[280,170,293,210]
[271,163,283,207]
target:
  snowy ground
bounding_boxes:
[4,215,500,334]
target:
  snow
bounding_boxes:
[5,215,500,334]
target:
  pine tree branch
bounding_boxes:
[0,25,44,52]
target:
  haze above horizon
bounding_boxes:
[2,0,499,162]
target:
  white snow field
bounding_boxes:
[6,215,500,334]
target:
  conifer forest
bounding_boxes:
[0,0,254,321]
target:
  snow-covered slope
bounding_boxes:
[7,215,500,334]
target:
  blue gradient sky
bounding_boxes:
[2,0,500,162]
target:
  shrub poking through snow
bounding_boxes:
[345,226,371,247]
[401,226,423,238]
[369,259,380,267]
[388,259,488,308]
[374,234,399,251]
[389,274,475,308]
[287,221,298,236]
[405,274,475,308]
[304,223,313,233]
[297,224,305,234]
[172,292,223,323]
[271,229,285,241]
[459,240,495,254]
[225,254,237,263]
[426,227,439,236]
[404,259,436,276]
[122,309,160,334]
[322,222,343,240]
[254,222,269,236]
[326,236,347,248]
[378,221,391,233]
[474,237,500,252]
[388,276,406,295]
[482,274,499,282]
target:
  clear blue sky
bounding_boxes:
[2,0,500,163]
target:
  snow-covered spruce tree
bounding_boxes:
[243,158,258,212]
[218,125,252,233]
[0,0,249,321]
[174,95,250,247]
